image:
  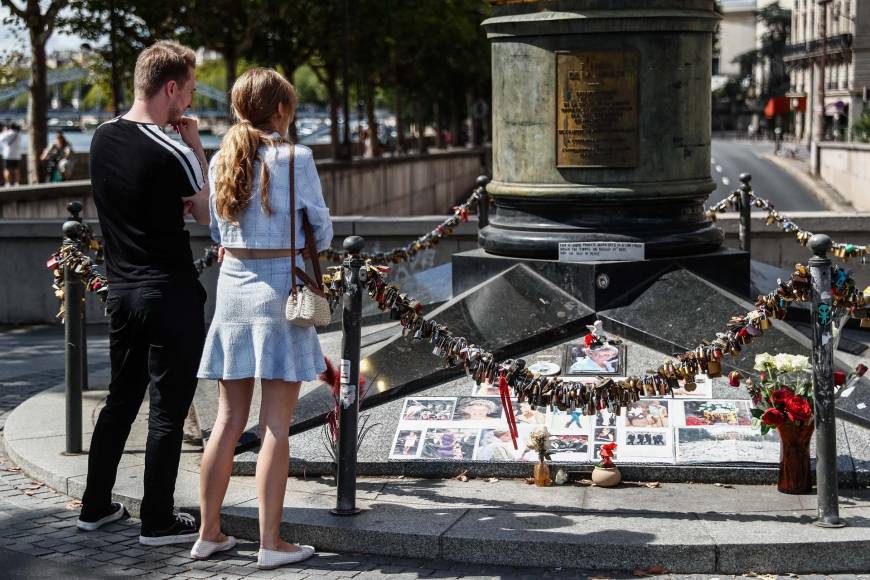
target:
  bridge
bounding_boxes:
[0,67,230,124]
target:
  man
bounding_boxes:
[0,123,22,185]
[77,41,210,546]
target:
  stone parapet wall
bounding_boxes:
[0,148,490,218]
[2,211,869,325]
[819,143,870,210]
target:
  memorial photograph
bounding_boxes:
[548,435,590,462]
[625,400,670,428]
[682,400,753,427]
[420,428,479,461]
[390,430,424,459]
[676,428,780,464]
[562,342,624,376]
[454,397,503,421]
[401,397,456,421]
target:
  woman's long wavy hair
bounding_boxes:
[214,68,297,223]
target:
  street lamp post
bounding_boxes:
[813,0,831,176]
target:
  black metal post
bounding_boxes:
[332,235,365,516]
[476,175,490,231]
[67,201,88,390]
[63,220,84,454]
[738,173,752,254]
[808,233,845,528]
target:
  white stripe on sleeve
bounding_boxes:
[137,125,201,193]
[142,124,206,190]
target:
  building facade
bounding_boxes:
[718,0,759,77]
[786,0,870,143]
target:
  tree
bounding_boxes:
[756,1,791,98]
[180,0,264,110]
[246,0,318,141]
[1,0,69,183]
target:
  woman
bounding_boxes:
[193,69,332,569]
[41,131,73,182]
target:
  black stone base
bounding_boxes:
[452,247,751,311]
[478,196,724,259]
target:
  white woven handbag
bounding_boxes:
[284,144,332,327]
[286,270,332,327]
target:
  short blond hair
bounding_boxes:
[134,41,196,99]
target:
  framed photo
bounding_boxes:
[562,341,625,376]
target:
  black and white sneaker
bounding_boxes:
[139,511,200,546]
[77,502,128,531]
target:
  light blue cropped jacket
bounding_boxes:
[208,140,333,252]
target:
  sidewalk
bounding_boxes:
[6,379,870,575]
[761,149,854,212]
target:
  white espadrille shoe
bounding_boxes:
[190,535,237,560]
[256,545,315,569]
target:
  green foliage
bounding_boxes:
[851,112,870,143]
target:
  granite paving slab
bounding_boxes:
[695,506,870,574]
[440,508,717,572]
[220,499,460,560]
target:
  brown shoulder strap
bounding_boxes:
[289,143,297,297]
[302,212,324,292]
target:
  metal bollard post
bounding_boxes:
[738,173,752,255]
[332,235,365,516]
[476,175,491,230]
[67,201,88,391]
[63,220,85,455]
[808,234,845,528]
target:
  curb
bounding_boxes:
[762,153,854,211]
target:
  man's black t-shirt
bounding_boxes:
[90,118,205,287]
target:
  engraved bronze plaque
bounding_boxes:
[556,51,639,168]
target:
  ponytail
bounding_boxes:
[213,121,276,223]
[213,67,296,224]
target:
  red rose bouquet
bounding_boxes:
[749,353,813,435]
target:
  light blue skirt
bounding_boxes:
[197,254,326,382]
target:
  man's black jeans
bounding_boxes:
[82,282,206,530]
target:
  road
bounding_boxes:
[708,139,824,210]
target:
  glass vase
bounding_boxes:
[533,459,551,487]
[777,422,814,494]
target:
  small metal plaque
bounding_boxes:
[556,51,639,168]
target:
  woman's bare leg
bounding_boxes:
[198,378,254,542]
[257,379,301,550]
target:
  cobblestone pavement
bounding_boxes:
[2,328,870,579]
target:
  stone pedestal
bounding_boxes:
[452,247,750,311]
[480,0,722,258]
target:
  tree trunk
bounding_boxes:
[28,35,49,184]
[109,0,122,116]
[415,96,427,155]
[366,84,380,158]
[395,90,405,155]
[280,61,299,142]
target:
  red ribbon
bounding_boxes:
[498,374,519,450]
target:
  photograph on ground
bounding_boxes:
[675,427,780,463]
[390,429,424,459]
[682,400,753,427]
[420,428,479,461]
[453,397,503,421]
[625,400,670,428]
[401,397,456,421]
